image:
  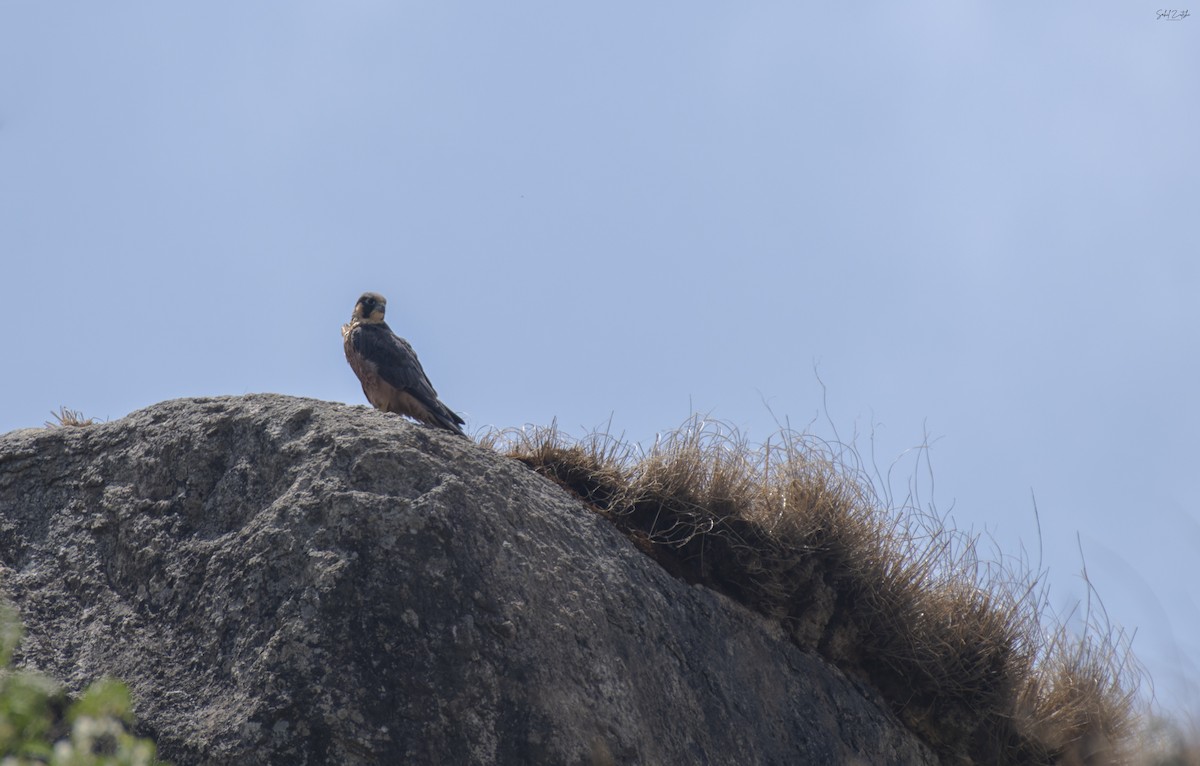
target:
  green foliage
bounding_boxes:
[0,602,167,766]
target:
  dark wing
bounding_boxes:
[353,323,466,430]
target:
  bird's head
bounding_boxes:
[353,292,387,323]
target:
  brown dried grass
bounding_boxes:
[1133,713,1200,766]
[44,406,96,428]
[486,416,1144,765]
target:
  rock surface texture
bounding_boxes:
[0,394,938,765]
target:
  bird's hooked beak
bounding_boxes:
[355,294,387,323]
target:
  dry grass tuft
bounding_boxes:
[44,406,96,428]
[1133,713,1200,765]
[487,416,1144,765]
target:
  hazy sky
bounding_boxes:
[2,3,1197,717]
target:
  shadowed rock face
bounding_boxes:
[0,394,937,765]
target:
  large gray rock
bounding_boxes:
[0,394,937,765]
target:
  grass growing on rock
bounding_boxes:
[43,408,95,428]
[485,416,1142,765]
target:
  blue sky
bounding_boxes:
[2,2,1197,718]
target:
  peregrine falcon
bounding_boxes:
[342,292,466,436]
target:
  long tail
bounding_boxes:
[429,399,467,437]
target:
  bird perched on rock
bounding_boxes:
[342,292,466,435]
